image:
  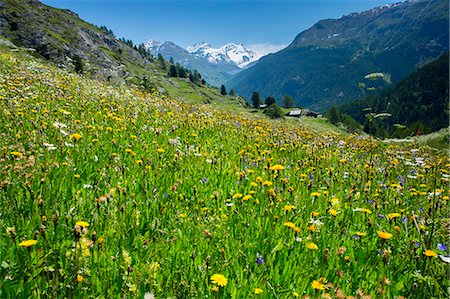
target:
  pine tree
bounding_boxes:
[327,106,341,124]
[178,67,187,78]
[73,55,84,74]
[169,65,178,77]
[158,53,166,70]
[229,89,236,96]
[265,96,276,106]
[220,85,227,95]
[251,91,261,108]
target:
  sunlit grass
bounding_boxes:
[0,49,448,298]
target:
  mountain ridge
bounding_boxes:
[229,0,449,111]
[144,39,258,86]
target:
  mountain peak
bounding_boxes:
[187,42,258,68]
[143,39,162,48]
[187,42,211,53]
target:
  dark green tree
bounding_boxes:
[266,103,284,119]
[265,96,276,106]
[251,91,261,108]
[282,94,294,108]
[327,106,341,124]
[158,53,166,70]
[169,57,175,64]
[169,65,178,77]
[220,85,227,96]
[178,67,187,78]
[73,55,84,74]
[229,89,236,96]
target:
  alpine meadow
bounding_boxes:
[0,0,449,298]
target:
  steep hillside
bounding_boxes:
[229,0,449,111]
[0,0,158,81]
[338,52,449,138]
[0,0,253,111]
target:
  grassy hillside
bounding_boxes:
[0,46,448,298]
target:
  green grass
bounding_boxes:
[0,48,448,299]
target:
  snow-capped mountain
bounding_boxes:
[187,42,258,68]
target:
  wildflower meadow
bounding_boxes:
[0,50,448,298]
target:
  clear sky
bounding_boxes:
[41,0,401,56]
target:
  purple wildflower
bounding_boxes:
[438,243,447,251]
[256,253,264,266]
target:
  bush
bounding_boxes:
[266,103,284,119]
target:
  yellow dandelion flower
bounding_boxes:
[311,280,325,290]
[424,250,438,258]
[233,193,243,199]
[284,205,296,211]
[254,288,263,295]
[284,222,296,229]
[10,151,23,157]
[262,180,272,186]
[242,194,252,201]
[356,232,367,237]
[306,242,319,250]
[312,211,320,217]
[328,209,338,216]
[354,208,372,214]
[70,133,82,141]
[269,164,285,171]
[18,239,38,248]
[77,274,84,283]
[157,148,165,153]
[75,221,89,228]
[388,213,401,220]
[311,192,321,197]
[377,230,393,240]
[210,274,228,287]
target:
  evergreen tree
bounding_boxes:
[229,89,236,96]
[169,65,178,77]
[169,57,175,64]
[178,67,187,78]
[220,85,227,95]
[251,91,261,108]
[327,106,341,124]
[282,94,294,108]
[73,55,84,74]
[158,53,166,70]
[265,96,276,106]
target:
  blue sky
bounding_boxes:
[42,0,401,56]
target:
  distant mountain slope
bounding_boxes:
[145,40,258,86]
[339,52,449,138]
[0,0,157,81]
[144,40,240,86]
[229,0,449,111]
